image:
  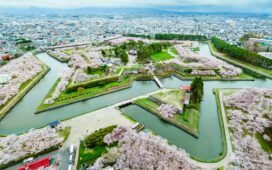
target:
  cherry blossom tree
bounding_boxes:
[90,126,196,170]
[158,104,179,118]
[68,55,89,69]
[0,55,43,106]
[109,37,154,46]
[44,68,74,104]
[0,126,66,165]
[48,50,71,60]
[174,44,242,78]
[224,88,272,169]
[72,69,88,83]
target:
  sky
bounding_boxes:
[0,0,271,9]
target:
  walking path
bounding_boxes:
[153,75,164,88]
[62,107,133,147]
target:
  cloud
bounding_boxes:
[0,0,271,8]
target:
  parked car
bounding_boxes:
[23,157,34,164]
[69,155,73,164]
[70,144,74,155]
[48,121,61,128]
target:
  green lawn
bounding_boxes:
[169,47,178,55]
[36,76,134,113]
[61,49,73,55]
[150,51,173,62]
[256,132,272,153]
[57,127,71,142]
[134,97,199,137]
[150,89,186,110]
[77,142,107,169]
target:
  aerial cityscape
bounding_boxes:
[0,0,272,169]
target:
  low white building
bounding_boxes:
[0,74,11,84]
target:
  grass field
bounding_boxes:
[150,51,173,62]
[150,89,185,109]
[134,96,199,137]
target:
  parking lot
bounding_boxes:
[6,146,71,170]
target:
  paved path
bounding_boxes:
[62,107,133,147]
[188,90,233,169]
[153,75,164,88]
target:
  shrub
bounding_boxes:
[77,87,85,92]
[84,125,117,148]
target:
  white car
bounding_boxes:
[70,144,74,155]
[69,155,73,164]
[23,157,34,164]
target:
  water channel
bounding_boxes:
[0,43,271,161]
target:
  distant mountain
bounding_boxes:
[0,6,271,16]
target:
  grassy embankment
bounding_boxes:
[208,41,272,79]
[134,89,199,137]
[0,62,50,120]
[36,74,134,113]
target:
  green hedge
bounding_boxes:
[66,75,119,93]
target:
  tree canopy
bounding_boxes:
[211,37,272,69]
[155,34,207,41]
[190,77,204,104]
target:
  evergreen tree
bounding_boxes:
[190,77,204,104]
